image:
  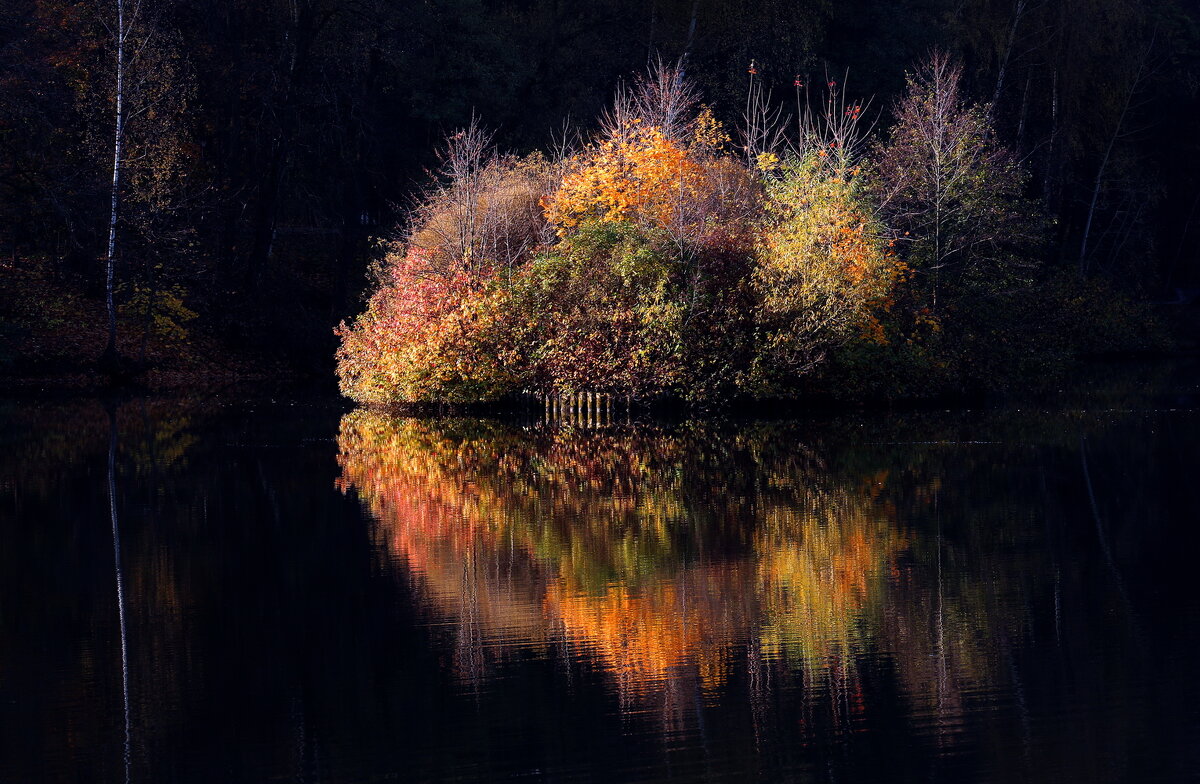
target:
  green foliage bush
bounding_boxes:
[511,220,686,397]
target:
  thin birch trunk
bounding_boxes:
[1016,71,1031,144]
[102,0,127,367]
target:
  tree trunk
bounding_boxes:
[101,0,127,370]
[1042,68,1058,206]
[1016,71,1031,145]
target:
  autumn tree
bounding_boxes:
[872,52,1043,313]
[508,220,686,397]
[537,62,760,398]
[334,245,520,404]
[335,123,553,403]
[750,151,899,391]
[87,0,203,370]
[98,0,134,369]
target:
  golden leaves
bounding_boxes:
[544,124,707,236]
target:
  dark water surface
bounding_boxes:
[3,365,1199,783]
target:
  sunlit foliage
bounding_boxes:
[335,124,553,403]
[509,220,686,396]
[750,152,901,392]
[334,55,1095,406]
[334,246,518,404]
[337,63,774,404]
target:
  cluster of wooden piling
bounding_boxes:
[539,392,632,427]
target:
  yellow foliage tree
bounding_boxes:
[751,153,903,391]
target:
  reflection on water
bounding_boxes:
[333,414,1031,741]
[2,374,1199,783]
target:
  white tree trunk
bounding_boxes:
[103,0,126,366]
[107,406,131,780]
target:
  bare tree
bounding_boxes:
[792,71,873,167]
[406,117,550,283]
[874,52,1041,309]
[633,56,700,143]
[741,61,786,168]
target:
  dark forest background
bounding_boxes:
[2,0,1198,383]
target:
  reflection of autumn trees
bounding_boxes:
[0,398,197,496]
[755,488,902,678]
[331,401,1191,779]
[335,411,1037,727]
[3,394,1186,781]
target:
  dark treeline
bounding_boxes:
[1,0,1197,382]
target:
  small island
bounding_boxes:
[336,58,1164,409]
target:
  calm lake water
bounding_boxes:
[2,363,1199,783]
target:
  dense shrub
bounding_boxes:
[510,220,686,397]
